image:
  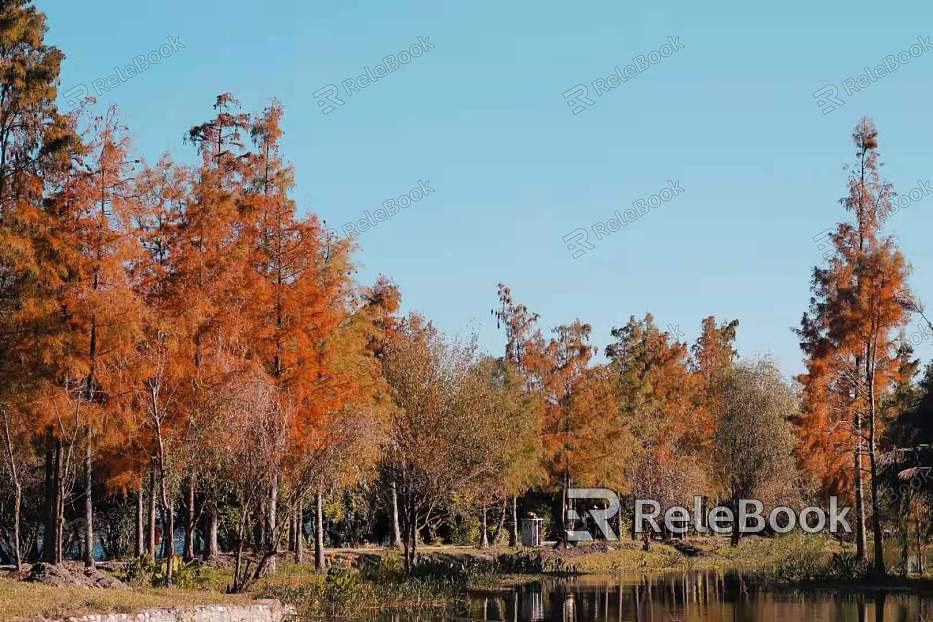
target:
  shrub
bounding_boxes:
[825,552,869,580]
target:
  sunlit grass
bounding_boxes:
[0,576,247,621]
[2,537,926,619]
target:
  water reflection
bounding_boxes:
[428,571,933,622]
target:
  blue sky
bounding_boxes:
[46,1,933,377]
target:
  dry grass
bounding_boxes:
[0,575,247,621]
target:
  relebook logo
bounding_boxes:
[564,488,852,542]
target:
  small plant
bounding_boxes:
[259,562,466,620]
[494,551,579,575]
[122,555,156,586]
[410,556,496,582]
[151,558,206,589]
[320,566,370,615]
[357,552,404,582]
[826,552,869,580]
[764,535,833,584]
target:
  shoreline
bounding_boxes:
[4,536,931,620]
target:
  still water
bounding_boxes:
[382,571,933,622]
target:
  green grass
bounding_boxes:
[256,556,476,620]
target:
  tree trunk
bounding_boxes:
[560,473,570,549]
[233,511,248,592]
[148,469,157,563]
[490,499,507,545]
[918,516,925,575]
[135,482,144,557]
[258,498,266,553]
[631,500,638,541]
[56,450,65,562]
[42,429,59,564]
[866,358,885,575]
[411,512,419,566]
[162,502,175,586]
[12,480,22,570]
[480,505,489,548]
[266,475,278,574]
[1,407,22,571]
[183,477,196,561]
[730,496,740,547]
[868,444,885,574]
[203,501,218,560]
[314,490,325,571]
[853,419,867,562]
[614,490,623,546]
[83,428,95,568]
[159,479,174,584]
[402,498,420,574]
[509,495,518,547]
[294,497,303,563]
[391,480,402,547]
[53,437,64,563]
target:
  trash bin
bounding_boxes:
[520,517,543,547]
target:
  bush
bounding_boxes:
[259,563,466,619]
[448,515,482,546]
[495,551,577,575]
[771,544,826,583]
[825,552,869,580]
[123,555,207,589]
[750,533,866,584]
[410,556,495,583]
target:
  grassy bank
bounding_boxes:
[258,536,933,617]
[0,575,247,621]
[3,536,930,620]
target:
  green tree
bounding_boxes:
[606,314,707,546]
[713,360,799,545]
[462,357,542,547]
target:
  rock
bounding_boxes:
[45,601,294,622]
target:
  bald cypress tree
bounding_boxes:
[797,119,913,574]
[0,0,80,567]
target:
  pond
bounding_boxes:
[379,571,933,622]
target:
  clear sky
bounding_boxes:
[45,0,933,377]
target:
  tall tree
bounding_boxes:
[691,316,739,387]
[0,0,79,567]
[383,315,519,572]
[462,357,542,547]
[244,100,309,574]
[796,118,912,573]
[130,154,189,566]
[493,283,547,390]
[492,283,547,542]
[690,316,740,454]
[541,320,593,541]
[49,108,143,567]
[165,93,252,577]
[606,314,706,546]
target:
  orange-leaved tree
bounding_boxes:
[45,108,143,567]
[796,118,912,573]
[606,314,706,547]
